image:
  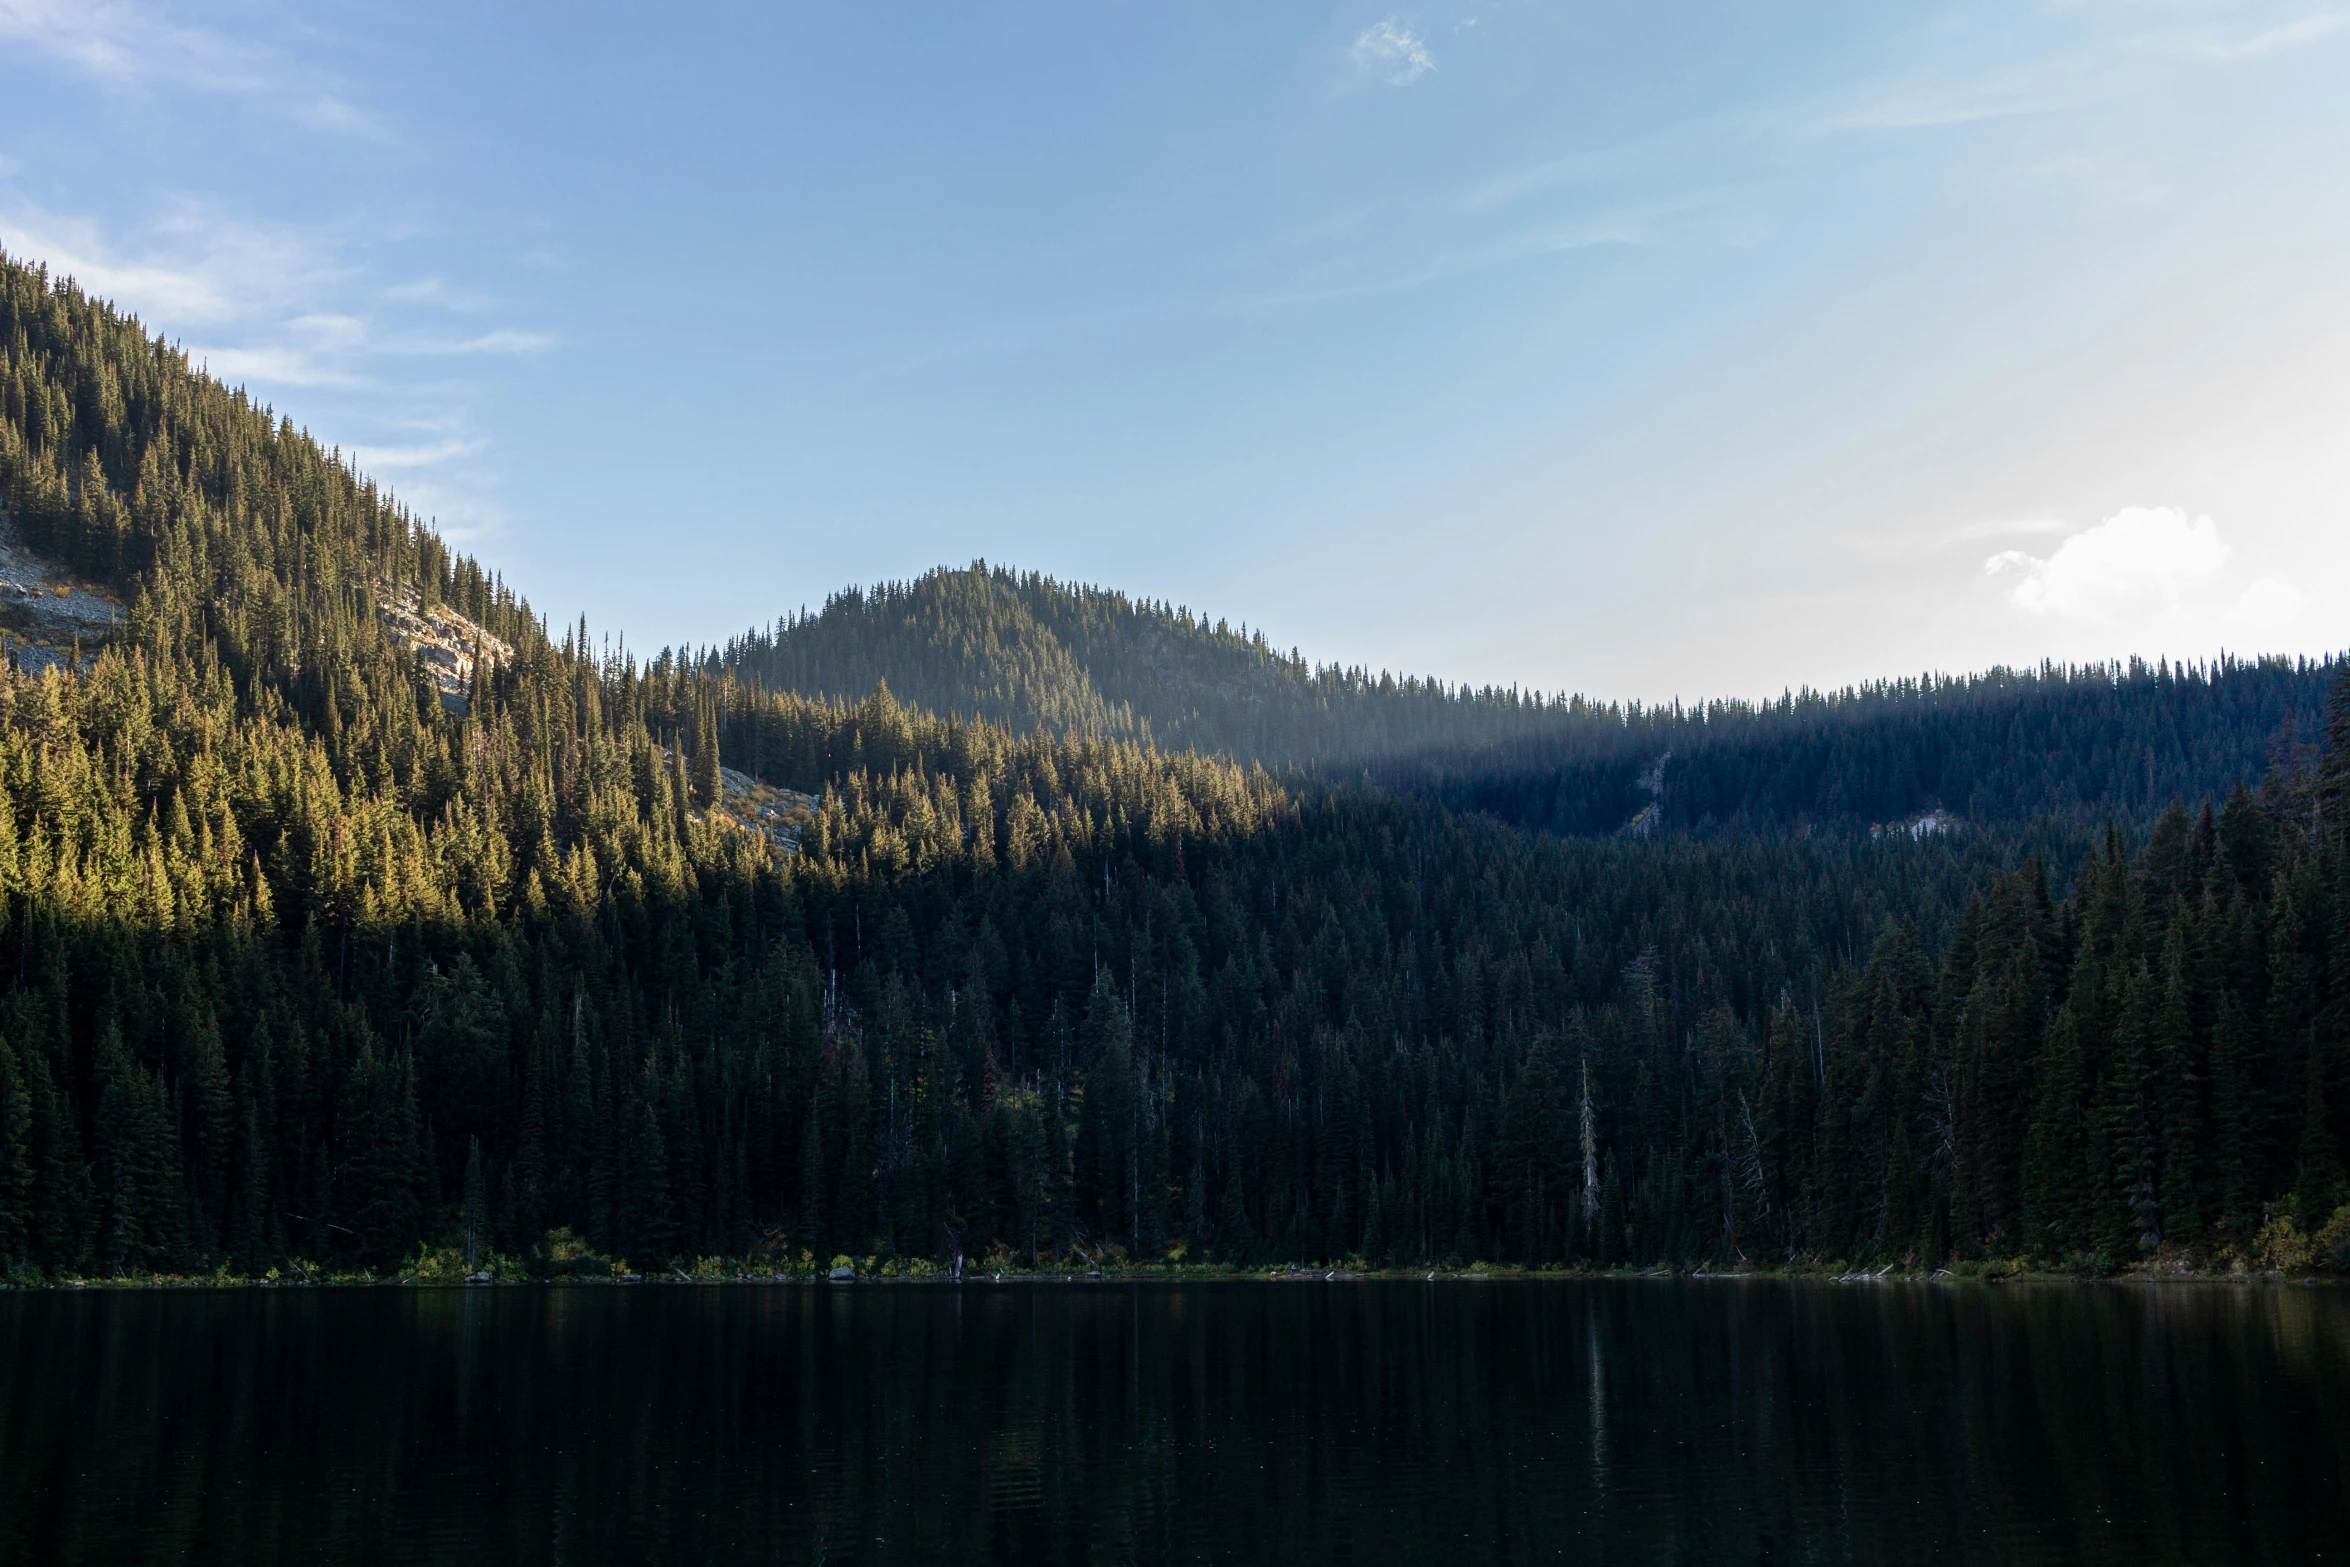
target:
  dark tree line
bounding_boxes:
[1386,656,2334,840]
[713,564,2334,844]
[0,248,2342,1282]
[713,561,1595,769]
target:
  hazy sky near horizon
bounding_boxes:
[3,1,2346,700]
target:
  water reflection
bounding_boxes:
[0,1280,2342,1565]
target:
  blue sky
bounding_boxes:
[3,1,2346,699]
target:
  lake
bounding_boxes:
[0,1278,2342,1564]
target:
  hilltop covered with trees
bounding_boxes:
[714,563,1583,767]
[718,566,2333,842]
[0,248,2344,1282]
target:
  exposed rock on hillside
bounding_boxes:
[376,579,512,712]
[0,508,124,674]
[1871,808,1957,842]
[715,765,819,855]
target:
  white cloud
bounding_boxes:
[188,344,363,388]
[385,277,497,312]
[1984,505,2229,619]
[0,200,346,327]
[1979,506,2307,644]
[0,203,555,386]
[347,437,490,471]
[294,97,388,140]
[1944,515,2074,545]
[2202,12,2346,60]
[412,328,558,357]
[1,200,541,541]
[382,472,509,547]
[1352,19,1435,86]
[0,0,256,89]
[2229,576,2307,632]
[0,0,384,136]
[1816,67,2087,133]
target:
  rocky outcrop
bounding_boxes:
[375,579,512,712]
[0,509,124,673]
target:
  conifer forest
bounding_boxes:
[1,249,2346,1284]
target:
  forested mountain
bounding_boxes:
[719,565,2334,843]
[1383,657,2335,839]
[715,564,1583,766]
[0,247,2344,1284]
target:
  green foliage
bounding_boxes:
[0,249,2343,1285]
[2315,1205,2350,1273]
[716,566,2333,837]
[532,1227,616,1279]
[718,562,1586,767]
[1404,660,2333,839]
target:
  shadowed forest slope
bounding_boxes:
[717,564,2334,842]
[715,562,1577,766]
[0,249,2345,1283]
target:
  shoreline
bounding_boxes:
[6,1264,2341,1291]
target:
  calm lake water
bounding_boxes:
[0,1278,2343,1565]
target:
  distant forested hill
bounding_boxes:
[719,565,2334,838]
[714,563,1579,765]
[1378,658,2336,838]
[0,248,2344,1287]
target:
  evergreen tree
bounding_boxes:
[0,247,2338,1285]
[341,1046,424,1270]
[1074,969,1139,1253]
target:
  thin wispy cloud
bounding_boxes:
[347,437,491,472]
[1446,99,1777,221]
[2200,11,2345,60]
[1458,7,2320,226]
[0,199,349,327]
[188,310,371,388]
[0,0,259,90]
[1943,515,2076,546]
[344,409,510,538]
[1351,19,1435,86]
[1,197,544,540]
[412,328,559,357]
[1455,147,1623,215]
[1814,62,2096,134]
[385,277,499,312]
[1817,9,2340,138]
[0,202,553,379]
[188,343,363,389]
[0,0,383,137]
[384,470,510,547]
[1239,195,1698,310]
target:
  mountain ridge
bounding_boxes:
[714,559,2337,839]
[0,248,2344,1288]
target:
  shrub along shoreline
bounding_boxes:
[11,1218,2346,1291]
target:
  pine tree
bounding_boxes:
[181,1012,235,1260]
[1074,971,1139,1252]
[341,1045,424,1271]
[2097,966,2162,1259]
[616,1063,673,1269]
[0,1035,33,1265]
[2154,916,2206,1245]
[463,1135,489,1270]
[92,1024,187,1276]
[0,249,2340,1284]
[2207,993,2259,1236]
[2296,1039,2345,1223]
[2022,1004,2091,1262]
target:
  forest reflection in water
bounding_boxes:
[0,1278,2343,1565]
